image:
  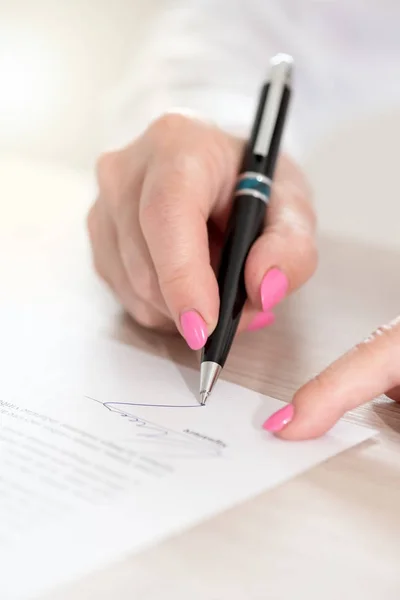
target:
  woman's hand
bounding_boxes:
[88,113,317,349]
[263,316,400,439]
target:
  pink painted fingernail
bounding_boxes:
[260,268,288,312]
[262,404,294,432]
[180,311,208,350]
[247,312,275,332]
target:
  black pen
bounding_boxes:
[199,53,293,404]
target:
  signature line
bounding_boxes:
[86,397,202,409]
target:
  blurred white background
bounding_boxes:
[0,0,161,170]
[1,0,399,250]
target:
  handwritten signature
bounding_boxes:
[86,397,223,460]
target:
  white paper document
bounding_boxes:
[0,333,374,599]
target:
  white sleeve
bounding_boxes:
[102,0,298,153]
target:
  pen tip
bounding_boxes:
[199,391,210,406]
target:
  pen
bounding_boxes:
[199,53,293,404]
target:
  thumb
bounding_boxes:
[263,316,400,440]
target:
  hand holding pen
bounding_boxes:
[91,55,315,344]
[89,56,320,432]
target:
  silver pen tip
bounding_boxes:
[199,391,210,406]
[199,361,221,405]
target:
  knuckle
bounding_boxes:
[149,113,192,139]
[148,113,223,179]
[145,118,231,209]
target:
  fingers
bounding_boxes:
[93,119,316,347]
[139,151,222,345]
[87,198,128,297]
[263,316,400,440]
[113,179,171,321]
[95,147,173,328]
[244,155,317,312]
[136,115,245,347]
[95,116,246,348]
[87,198,171,331]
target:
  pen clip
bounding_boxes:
[253,53,293,158]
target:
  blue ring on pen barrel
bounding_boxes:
[234,172,272,204]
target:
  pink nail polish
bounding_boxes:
[260,268,288,312]
[263,404,294,432]
[180,311,208,350]
[247,312,275,332]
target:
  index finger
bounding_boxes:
[139,149,223,347]
[263,316,400,440]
